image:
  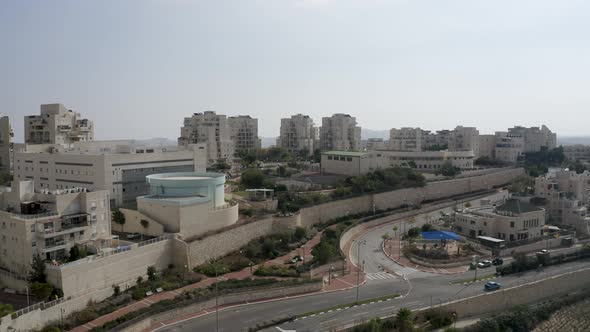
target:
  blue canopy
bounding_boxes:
[421,231,461,241]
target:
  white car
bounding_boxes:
[126,232,140,239]
[477,260,492,268]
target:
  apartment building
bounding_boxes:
[564,145,590,162]
[277,114,318,155]
[12,141,206,207]
[507,125,557,152]
[0,180,111,276]
[25,104,94,145]
[319,114,361,151]
[321,150,474,176]
[478,135,496,159]
[534,169,590,234]
[454,198,545,242]
[364,138,387,151]
[449,126,479,156]
[494,132,525,163]
[0,115,13,172]
[389,128,422,151]
[178,111,235,164]
[228,115,261,153]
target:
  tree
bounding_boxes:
[0,172,11,186]
[294,227,307,241]
[311,240,336,265]
[112,209,126,232]
[112,284,120,297]
[395,307,414,332]
[30,254,47,283]
[313,149,321,163]
[240,169,265,188]
[438,161,461,177]
[68,246,81,262]
[407,227,421,238]
[421,223,433,232]
[213,159,231,172]
[392,226,398,237]
[0,303,14,317]
[140,219,149,241]
[147,266,157,282]
[381,233,390,242]
[407,160,417,169]
[277,166,287,177]
[31,282,54,301]
[464,202,472,208]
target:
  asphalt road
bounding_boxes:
[158,191,588,332]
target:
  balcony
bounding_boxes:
[43,240,67,253]
[57,125,72,131]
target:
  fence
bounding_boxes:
[45,234,173,270]
[10,297,67,319]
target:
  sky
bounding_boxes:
[1,0,590,142]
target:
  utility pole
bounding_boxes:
[355,240,366,303]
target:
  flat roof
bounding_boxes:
[477,236,505,243]
[322,151,368,157]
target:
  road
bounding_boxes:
[158,191,587,332]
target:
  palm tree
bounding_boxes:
[140,219,149,241]
[395,307,414,332]
[112,209,126,232]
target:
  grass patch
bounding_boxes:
[450,273,496,285]
[233,190,249,197]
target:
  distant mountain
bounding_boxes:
[558,136,590,146]
[260,137,277,148]
[362,129,389,140]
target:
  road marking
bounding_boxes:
[353,311,369,317]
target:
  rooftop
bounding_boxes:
[322,151,368,157]
[495,199,543,214]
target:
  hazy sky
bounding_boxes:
[2,0,590,142]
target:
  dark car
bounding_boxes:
[484,281,501,291]
[492,257,503,266]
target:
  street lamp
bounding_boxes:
[354,239,366,303]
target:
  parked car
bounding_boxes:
[289,255,304,264]
[484,281,501,291]
[477,260,492,268]
[492,257,504,266]
[537,249,550,255]
[126,232,140,239]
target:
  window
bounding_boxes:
[327,156,333,160]
[510,222,515,228]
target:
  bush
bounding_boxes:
[241,169,265,188]
[31,282,54,301]
[254,265,298,277]
[424,309,454,329]
[421,223,433,232]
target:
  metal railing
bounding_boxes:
[46,234,173,269]
[12,211,59,220]
[9,296,67,319]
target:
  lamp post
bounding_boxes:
[355,239,366,303]
[25,286,30,307]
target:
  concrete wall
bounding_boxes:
[185,214,301,268]
[117,208,165,237]
[46,238,173,298]
[438,267,590,319]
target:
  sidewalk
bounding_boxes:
[383,236,469,275]
[70,230,362,332]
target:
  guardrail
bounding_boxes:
[12,211,59,220]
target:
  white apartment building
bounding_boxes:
[535,169,590,234]
[478,135,496,159]
[277,114,318,155]
[228,115,261,153]
[0,180,111,276]
[319,114,361,151]
[25,104,94,145]
[449,126,479,156]
[0,115,13,172]
[494,132,525,163]
[364,138,387,151]
[178,111,235,164]
[389,128,422,151]
[507,125,557,152]
[564,145,590,162]
[454,198,545,242]
[12,141,207,208]
[321,149,474,177]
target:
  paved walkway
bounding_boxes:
[383,236,469,275]
[70,230,363,332]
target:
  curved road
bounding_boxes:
[158,191,589,332]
